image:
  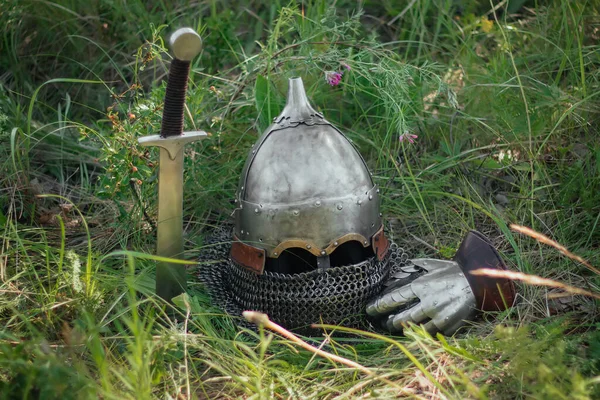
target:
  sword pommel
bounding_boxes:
[161,28,202,138]
[170,28,202,61]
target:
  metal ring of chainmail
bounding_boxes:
[197,228,409,334]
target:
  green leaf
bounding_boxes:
[136,164,152,175]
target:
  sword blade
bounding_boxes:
[155,147,185,300]
[139,131,207,301]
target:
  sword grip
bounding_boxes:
[160,28,202,138]
[160,59,190,138]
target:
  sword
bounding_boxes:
[138,28,207,302]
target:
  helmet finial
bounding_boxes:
[277,77,320,125]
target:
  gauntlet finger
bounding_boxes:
[386,303,428,331]
[366,284,417,317]
[422,320,439,335]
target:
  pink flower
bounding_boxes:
[399,131,418,144]
[341,63,351,71]
[325,70,343,86]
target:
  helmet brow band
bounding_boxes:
[270,233,370,258]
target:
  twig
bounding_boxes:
[183,295,191,400]
[387,0,419,26]
[243,311,373,375]
[406,232,437,252]
[485,0,509,17]
[510,224,600,275]
[448,110,458,149]
[471,268,600,300]
[129,179,156,231]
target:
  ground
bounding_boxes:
[0,1,599,399]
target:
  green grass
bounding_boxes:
[1,0,600,398]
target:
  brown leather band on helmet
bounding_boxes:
[454,230,516,311]
[371,225,390,261]
[230,235,266,275]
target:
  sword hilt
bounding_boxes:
[161,28,202,138]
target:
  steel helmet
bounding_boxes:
[231,77,389,275]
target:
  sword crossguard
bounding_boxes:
[139,131,208,159]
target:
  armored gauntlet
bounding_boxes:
[366,231,516,335]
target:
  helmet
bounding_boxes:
[198,77,398,333]
[231,77,389,275]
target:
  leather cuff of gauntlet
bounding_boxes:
[454,231,516,311]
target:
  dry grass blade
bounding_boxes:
[471,268,600,300]
[243,311,373,375]
[510,224,600,275]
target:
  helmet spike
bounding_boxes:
[277,77,320,125]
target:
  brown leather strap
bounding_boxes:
[372,225,390,261]
[230,235,266,275]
